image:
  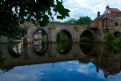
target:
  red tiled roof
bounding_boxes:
[90,6,121,28]
[109,8,121,12]
[90,20,98,28]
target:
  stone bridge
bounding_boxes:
[24,22,102,43]
[0,22,104,43]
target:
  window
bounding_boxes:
[115,17,118,22]
[115,16,119,26]
[110,19,112,23]
[115,22,118,26]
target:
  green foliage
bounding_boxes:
[80,37,90,42]
[0,0,70,39]
[106,32,121,48]
[0,11,26,39]
[106,32,115,42]
[57,32,71,42]
[76,16,92,25]
[65,19,76,23]
[78,58,90,64]
[0,49,6,70]
[57,42,71,53]
[65,16,92,25]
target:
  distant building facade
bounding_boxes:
[91,6,121,32]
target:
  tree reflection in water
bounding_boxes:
[80,42,97,56]
[0,44,14,73]
[56,42,72,55]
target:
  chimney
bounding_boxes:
[106,5,109,10]
[97,11,100,18]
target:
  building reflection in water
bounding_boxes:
[8,42,23,57]
[0,42,121,78]
[33,40,48,56]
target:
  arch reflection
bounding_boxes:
[33,41,48,56]
[33,28,48,56]
[80,43,96,56]
[8,42,23,57]
[57,42,72,55]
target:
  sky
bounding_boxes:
[55,0,121,21]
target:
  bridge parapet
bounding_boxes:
[45,22,88,29]
[26,22,89,43]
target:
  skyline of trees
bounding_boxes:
[65,16,92,25]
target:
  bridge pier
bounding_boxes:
[95,20,105,42]
[73,30,80,42]
[48,27,57,43]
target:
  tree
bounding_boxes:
[76,16,92,25]
[0,0,70,39]
[65,18,76,23]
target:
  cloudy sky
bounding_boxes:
[56,0,121,21]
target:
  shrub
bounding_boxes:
[106,32,121,48]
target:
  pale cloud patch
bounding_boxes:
[58,0,121,21]
[76,63,96,75]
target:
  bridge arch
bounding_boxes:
[80,29,95,42]
[33,28,49,42]
[56,29,72,42]
[8,42,23,58]
[32,28,48,56]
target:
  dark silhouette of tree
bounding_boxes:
[0,0,70,39]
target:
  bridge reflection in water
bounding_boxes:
[0,41,121,79]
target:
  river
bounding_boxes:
[0,41,121,81]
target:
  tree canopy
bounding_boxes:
[65,16,92,25]
[65,19,76,23]
[76,16,92,25]
[0,0,70,39]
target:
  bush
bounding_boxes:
[106,32,115,42]
[106,32,121,48]
[80,37,90,42]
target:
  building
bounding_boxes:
[90,6,121,33]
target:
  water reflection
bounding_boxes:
[8,42,23,57]
[90,44,121,78]
[0,48,5,70]
[0,42,121,81]
[0,44,14,72]
[80,42,97,56]
[57,42,72,54]
[33,41,48,56]
[33,29,48,56]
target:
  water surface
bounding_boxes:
[0,42,121,81]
